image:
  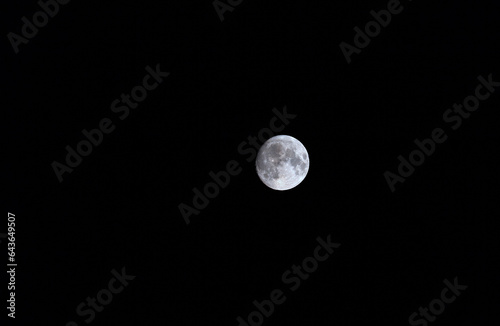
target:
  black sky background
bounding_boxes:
[2,0,500,325]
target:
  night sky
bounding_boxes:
[3,0,500,325]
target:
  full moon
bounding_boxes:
[256,135,310,191]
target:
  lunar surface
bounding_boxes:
[256,135,309,190]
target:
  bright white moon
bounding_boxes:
[256,135,309,190]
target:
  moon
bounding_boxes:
[256,135,310,190]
